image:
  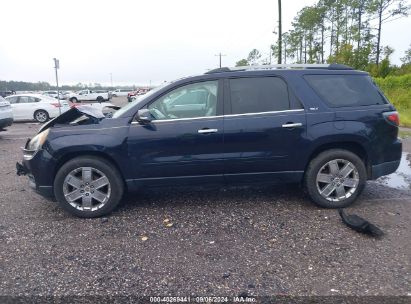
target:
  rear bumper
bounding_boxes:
[370,138,402,179]
[0,117,13,128]
[371,160,401,180]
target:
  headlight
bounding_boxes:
[27,129,50,151]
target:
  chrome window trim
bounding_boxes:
[131,109,304,125]
[223,109,304,118]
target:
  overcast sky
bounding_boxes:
[1,0,410,86]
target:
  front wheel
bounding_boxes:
[304,149,366,209]
[54,156,124,217]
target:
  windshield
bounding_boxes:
[112,83,168,118]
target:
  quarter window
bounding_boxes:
[6,96,18,104]
[305,75,387,107]
[229,77,290,114]
[148,81,218,120]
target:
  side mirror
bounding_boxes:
[136,109,153,124]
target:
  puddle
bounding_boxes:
[376,153,411,190]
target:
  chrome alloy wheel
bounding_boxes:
[316,159,359,202]
[63,167,111,211]
[35,111,48,122]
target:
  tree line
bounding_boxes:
[0,81,135,92]
[237,0,410,77]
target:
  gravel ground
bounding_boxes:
[0,101,410,300]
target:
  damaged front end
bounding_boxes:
[38,105,112,133]
[16,105,120,196]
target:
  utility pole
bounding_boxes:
[215,53,226,68]
[278,0,282,64]
[109,73,113,88]
[53,58,61,115]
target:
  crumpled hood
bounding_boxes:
[38,105,107,133]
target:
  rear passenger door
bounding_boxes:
[223,76,307,183]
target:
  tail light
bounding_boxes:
[51,102,62,108]
[383,111,399,126]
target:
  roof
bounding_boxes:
[205,64,354,74]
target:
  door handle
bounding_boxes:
[282,122,303,128]
[198,128,218,134]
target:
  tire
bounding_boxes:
[112,94,117,98]
[304,149,366,209]
[54,156,124,218]
[70,97,78,103]
[34,110,49,123]
[96,96,104,103]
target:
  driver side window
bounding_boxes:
[148,81,218,121]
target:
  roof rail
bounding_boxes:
[205,63,353,74]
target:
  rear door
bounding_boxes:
[223,76,307,183]
[8,96,37,120]
[6,96,22,119]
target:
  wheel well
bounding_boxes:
[306,142,370,178]
[54,151,126,188]
[33,109,48,117]
[96,96,103,100]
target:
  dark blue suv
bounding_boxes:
[17,64,402,217]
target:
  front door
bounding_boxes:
[223,76,307,183]
[126,80,225,186]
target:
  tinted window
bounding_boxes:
[19,96,34,103]
[305,75,387,108]
[229,77,289,114]
[6,96,18,104]
[148,81,218,120]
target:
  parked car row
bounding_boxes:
[127,88,152,102]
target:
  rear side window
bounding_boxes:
[229,77,289,114]
[305,75,387,108]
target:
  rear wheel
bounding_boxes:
[34,110,49,123]
[70,97,78,103]
[54,156,124,217]
[96,96,104,103]
[304,149,366,208]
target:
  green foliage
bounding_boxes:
[247,49,262,65]
[0,80,121,92]
[235,59,249,67]
[374,74,411,127]
[401,44,411,64]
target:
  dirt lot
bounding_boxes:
[0,100,410,301]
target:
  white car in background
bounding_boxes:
[0,96,13,130]
[69,89,110,103]
[5,94,70,123]
[42,90,65,99]
[111,88,133,97]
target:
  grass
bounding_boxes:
[374,74,411,127]
[399,129,411,139]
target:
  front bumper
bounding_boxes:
[16,161,55,198]
[16,143,57,199]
